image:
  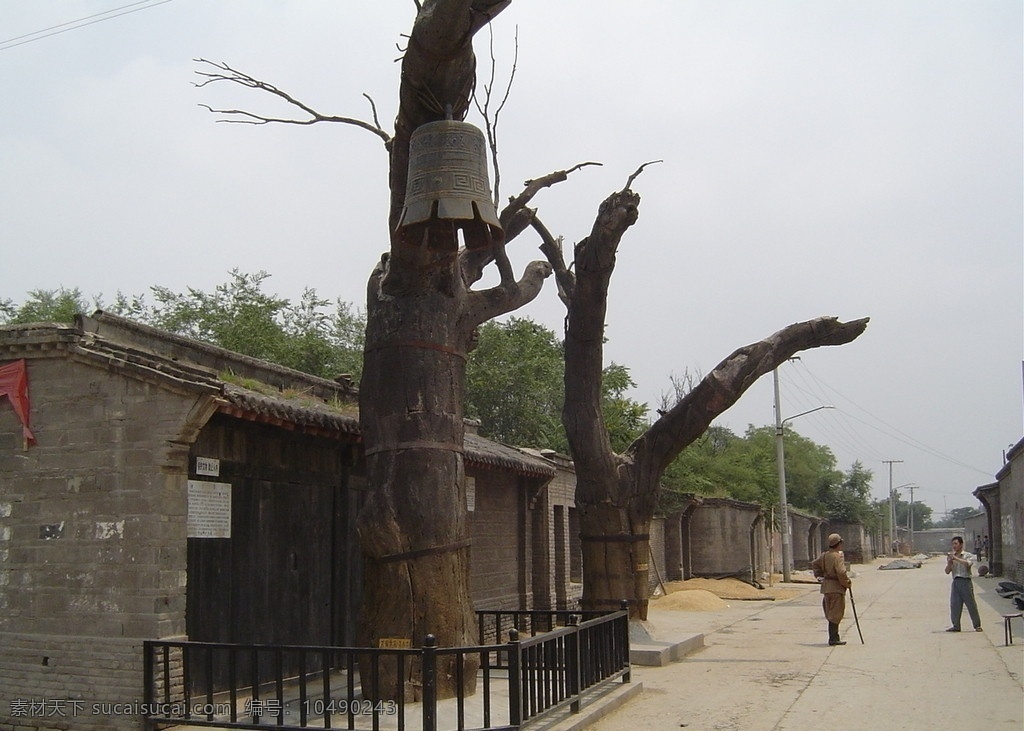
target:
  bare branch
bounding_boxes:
[465,260,553,326]
[534,216,574,306]
[622,160,663,192]
[459,161,599,287]
[473,24,519,206]
[362,93,384,131]
[193,59,392,147]
[502,162,602,225]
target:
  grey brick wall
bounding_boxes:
[468,469,527,610]
[545,461,581,609]
[648,517,666,593]
[687,500,761,579]
[0,356,203,730]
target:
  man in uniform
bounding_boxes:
[812,533,853,646]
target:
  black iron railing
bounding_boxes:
[142,608,630,731]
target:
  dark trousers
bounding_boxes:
[950,576,981,630]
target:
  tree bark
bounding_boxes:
[541,186,869,620]
[356,0,550,700]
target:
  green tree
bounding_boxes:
[724,425,839,510]
[660,425,757,510]
[600,362,648,452]
[818,460,875,523]
[660,423,863,520]
[115,270,366,381]
[898,499,934,531]
[143,270,292,363]
[0,287,94,325]
[466,317,566,450]
[465,318,647,453]
[934,505,978,528]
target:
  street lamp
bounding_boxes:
[774,367,834,583]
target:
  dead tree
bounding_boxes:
[538,183,868,620]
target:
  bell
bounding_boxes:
[397,119,503,250]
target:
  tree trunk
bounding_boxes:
[354,0,552,701]
[357,254,478,700]
[358,246,549,700]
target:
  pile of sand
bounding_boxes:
[652,588,729,611]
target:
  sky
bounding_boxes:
[1,0,1021,519]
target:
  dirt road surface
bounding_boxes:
[586,557,1023,731]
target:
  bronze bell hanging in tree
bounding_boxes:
[397,118,504,251]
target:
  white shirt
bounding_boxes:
[948,550,975,579]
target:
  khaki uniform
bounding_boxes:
[812,548,852,643]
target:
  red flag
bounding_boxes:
[0,359,35,445]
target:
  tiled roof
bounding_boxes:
[464,432,555,478]
[0,317,553,478]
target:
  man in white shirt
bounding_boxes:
[944,536,982,632]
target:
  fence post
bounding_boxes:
[142,642,154,731]
[567,615,581,714]
[619,600,631,683]
[507,628,522,727]
[422,634,438,731]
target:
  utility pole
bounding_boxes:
[774,368,792,582]
[908,484,916,554]
[773,365,832,583]
[883,460,903,554]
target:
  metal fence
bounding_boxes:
[142,609,630,731]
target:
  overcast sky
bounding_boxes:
[2,1,1021,519]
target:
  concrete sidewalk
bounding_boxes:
[582,558,1023,731]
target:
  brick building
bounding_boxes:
[975,436,1024,583]
[0,313,557,731]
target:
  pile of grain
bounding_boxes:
[662,577,802,602]
[652,588,729,611]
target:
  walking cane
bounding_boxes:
[848,585,865,644]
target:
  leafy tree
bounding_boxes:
[660,424,853,519]
[899,499,934,531]
[818,460,875,523]
[144,270,292,362]
[600,362,648,452]
[660,425,753,509]
[466,317,566,450]
[466,318,647,453]
[0,287,94,325]
[5,274,366,381]
[115,270,366,381]
[872,495,937,533]
[931,504,981,529]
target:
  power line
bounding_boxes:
[786,361,992,478]
[0,0,174,52]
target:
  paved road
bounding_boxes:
[587,558,1023,731]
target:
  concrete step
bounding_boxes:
[629,633,705,666]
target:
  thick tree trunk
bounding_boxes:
[358,247,549,700]
[357,255,478,700]
[354,0,549,701]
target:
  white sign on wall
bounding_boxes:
[187,480,232,538]
[195,457,220,477]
